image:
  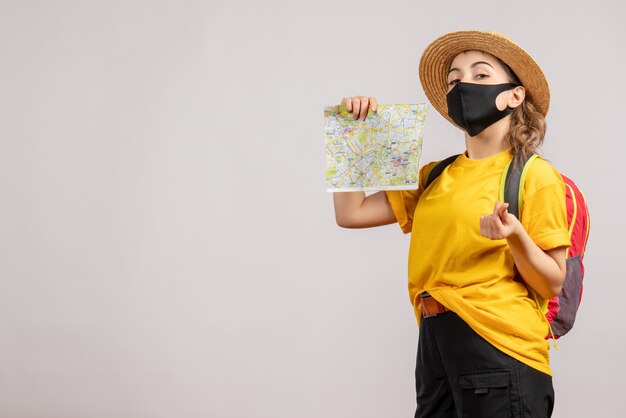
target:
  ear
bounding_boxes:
[507,86,526,109]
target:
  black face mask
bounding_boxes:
[446,82,520,137]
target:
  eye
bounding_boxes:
[475,73,489,80]
[448,78,460,86]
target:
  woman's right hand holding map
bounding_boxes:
[340,96,378,121]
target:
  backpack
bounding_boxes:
[424,151,590,340]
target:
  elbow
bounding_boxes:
[539,246,568,299]
[551,267,567,297]
[335,214,355,228]
[336,211,370,229]
[549,278,565,298]
[542,272,566,299]
[543,284,563,300]
[335,213,348,228]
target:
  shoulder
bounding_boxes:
[418,160,440,187]
[519,154,571,248]
[524,155,564,193]
[418,156,459,189]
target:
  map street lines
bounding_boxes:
[324,103,427,192]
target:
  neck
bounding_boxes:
[464,115,512,159]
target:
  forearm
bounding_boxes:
[506,227,566,299]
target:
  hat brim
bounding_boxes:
[419,30,550,126]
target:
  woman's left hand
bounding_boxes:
[480,201,521,240]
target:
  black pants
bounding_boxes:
[415,311,554,418]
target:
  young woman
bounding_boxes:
[332,31,571,417]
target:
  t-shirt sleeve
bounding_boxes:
[520,157,572,251]
[384,161,437,234]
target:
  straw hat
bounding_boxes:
[418,30,550,125]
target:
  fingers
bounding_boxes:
[480,214,494,239]
[493,200,501,214]
[340,96,377,120]
[340,97,352,113]
[498,202,509,219]
[480,214,487,236]
[358,97,368,120]
[492,200,510,221]
[481,202,505,239]
[481,201,518,240]
[480,213,501,240]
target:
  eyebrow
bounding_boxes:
[448,61,495,74]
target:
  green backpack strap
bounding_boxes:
[424,151,539,211]
[501,151,557,343]
[424,154,461,189]
[499,151,539,218]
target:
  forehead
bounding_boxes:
[449,50,504,70]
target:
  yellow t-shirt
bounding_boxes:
[385,148,571,376]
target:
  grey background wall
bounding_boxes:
[0,0,623,417]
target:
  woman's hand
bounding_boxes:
[340,96,377,120]
[481,200,566,298]
[480,201,520,240]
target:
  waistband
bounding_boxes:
[420,291,450,318]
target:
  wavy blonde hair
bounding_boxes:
[500,61,547,160]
